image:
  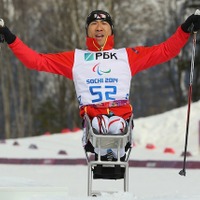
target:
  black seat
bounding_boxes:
[93,165,125,179]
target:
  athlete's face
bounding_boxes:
[87,20,112,47]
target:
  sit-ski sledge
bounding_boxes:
[84,114,134,196]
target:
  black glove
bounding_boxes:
[181,14,200,33]
[0,20,16,44]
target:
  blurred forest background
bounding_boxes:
[0,0,200,138]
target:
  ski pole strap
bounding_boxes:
[82,100,130,109]
[0,34,4,43]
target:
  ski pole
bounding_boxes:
[179,13,199,176]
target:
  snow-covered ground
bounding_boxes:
[0,101,200,200]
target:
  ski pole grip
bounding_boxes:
[0,19,5,43]
[0,19,5,27]
[195,9,200,15]
[194,9,200,33]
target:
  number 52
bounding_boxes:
[89,85,117,103]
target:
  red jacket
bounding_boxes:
[8,26,190,119]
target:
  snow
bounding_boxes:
[0,101,200,199]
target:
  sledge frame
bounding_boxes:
[84,114,133,196]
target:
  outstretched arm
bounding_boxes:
[0,22,74,79]
[127,11,200,76]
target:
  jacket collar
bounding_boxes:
[86,35,114,51]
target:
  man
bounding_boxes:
[0,10,200,160]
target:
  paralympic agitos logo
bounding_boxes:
[92,63,111,75]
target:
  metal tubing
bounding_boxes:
[179,32,197,176]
